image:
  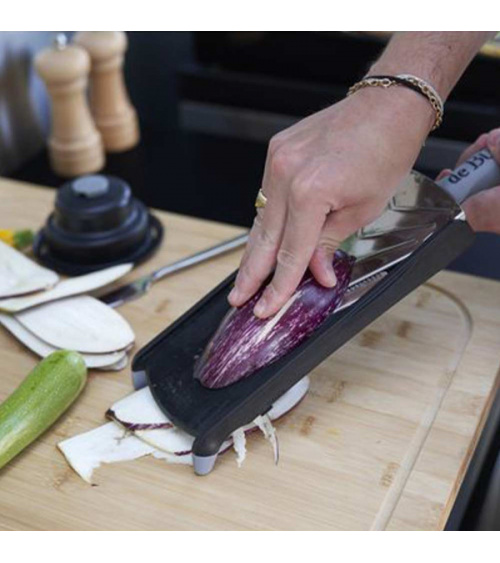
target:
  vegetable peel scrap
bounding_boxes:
[231,428,247,467]
[255,415,279,465]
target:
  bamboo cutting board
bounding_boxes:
[0,178,499,531]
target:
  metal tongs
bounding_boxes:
[132,148,500,475]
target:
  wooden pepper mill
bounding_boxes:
[35,34,105,177]
[74,31,140,152]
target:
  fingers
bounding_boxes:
[462,185,500,234]
[454,128,500,167]
[308,213,345,288]
[253,194,328,318]
[229,147,287,307]
[435,168,452,182]
[437,128,500,183]
[308,242,340,289]
[460,129,500,234]
[486,129,500,162]
[253,198,385,318]
[309,202,385,286]
[229,196,286,307]
[456,133,489,166]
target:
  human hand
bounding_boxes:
[437,128,500,234]
[229,87,434,318]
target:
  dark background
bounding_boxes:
[10,31,500,281]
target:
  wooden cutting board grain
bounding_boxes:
[0,177,499,530]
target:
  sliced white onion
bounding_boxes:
[0,240,59,298]
[0,263,132,313]
[16,295,135,353]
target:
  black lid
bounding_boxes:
[34,175,163,275]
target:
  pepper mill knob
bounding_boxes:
[35,34,105,177]
[74,31,140,152]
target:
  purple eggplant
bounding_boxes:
[194,250,354,389]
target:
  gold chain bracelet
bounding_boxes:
[347,74,444,131]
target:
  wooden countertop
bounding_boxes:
[0,177,499,530]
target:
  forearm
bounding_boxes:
[233,32,497,315]
[351,32,495,137]
[369,31,495,99]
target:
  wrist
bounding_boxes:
[368,62,444,95]
[350,74,442,132]
[347,84,435,141]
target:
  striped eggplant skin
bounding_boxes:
[194,250,354,389]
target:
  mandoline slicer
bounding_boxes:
[132,149,500,475]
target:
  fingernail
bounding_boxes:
[254,298,267,318]
[326,269,337,287]
[436,169,452,182]
[228,287,240,305]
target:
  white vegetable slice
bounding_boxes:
[108,388,202,453]
[58,422,156,483]
[109,377,309,454]
[0,312,127,368]
[134,427,200,454]
[0,263,132,312]
[16,295,135,353]
[58,421,194,483]
[0,240,59,298]
[96,354,129,372]
[107,387,173,428]
[109,378,309,429]
[59,377,310,483]
[267,377,309,418]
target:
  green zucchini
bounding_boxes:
[0,350,87,469]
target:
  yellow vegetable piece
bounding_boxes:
[0,230,14,247]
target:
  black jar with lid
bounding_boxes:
[34,175,163,275]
